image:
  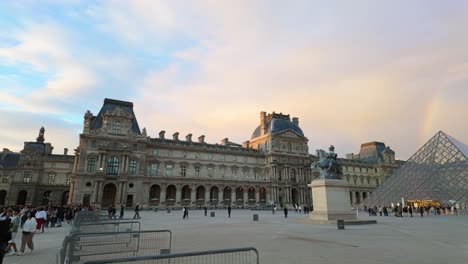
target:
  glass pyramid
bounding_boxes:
[363,131,468,207]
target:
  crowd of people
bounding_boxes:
[0,204,95,263]
[363,205,464,218]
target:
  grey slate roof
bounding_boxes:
[90,98,141,135]
[0,152,20,168]
[251,118,304,139]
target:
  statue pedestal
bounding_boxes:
[308,179,356,223]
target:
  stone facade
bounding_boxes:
[0,98,402,208]
[68,98,402,209]
[0,127,74,205]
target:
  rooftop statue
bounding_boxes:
[312,145,343,179]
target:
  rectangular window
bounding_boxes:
[207,167,213,177]
[220,155,225,161]
[83,194,91,205]
[181,165,186,177]
[208,154,213,160]
[165,165,173,176]
[66,175,71,185]
[232,167,238,176]
[221,168,225,177]
[152,149,158,156]
[150,164,158,176]
[195,166,200,177]
[87,156,96,173]
[48,173,56,184]
[129,160,137,175]
[23,171,32,183]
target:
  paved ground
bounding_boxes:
[5,209,468,264]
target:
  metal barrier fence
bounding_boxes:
[74,211,107,222]
[61,230,172,264]
[82,247,260,264]
[71,220,141,234]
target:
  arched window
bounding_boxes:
[87,156,96,173]
[129,160,137,175]
[106,156,119,175]
[111,121,122,134]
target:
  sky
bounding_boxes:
[0,0,467,160]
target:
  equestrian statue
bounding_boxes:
[312,145,343,179]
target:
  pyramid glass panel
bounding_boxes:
[363,131,468,207]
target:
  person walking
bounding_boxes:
[284,207,288,218]
[204,206,208,216]
[133,203,141,219]
[227,205,231,218]
[272,205,276,215]
[182,207,189,219]
[6,209,19,256]
[120,205,125,219]
[18,211,36,256]
[0,208,12,263]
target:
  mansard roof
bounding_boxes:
[0,151,20,168]
[251,116,304,139]
[90,98,141,135]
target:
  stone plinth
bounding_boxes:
[308,179,356,222]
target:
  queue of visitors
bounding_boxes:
[362,205,464,218]
[0,204,94,263]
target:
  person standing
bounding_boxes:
[419,207,424,218]
[183,207,189,219]
[120,205,125,219]
[133,203,141,219]
[6,209,19,256]
[18,211,36,256]
[284,207,288,218]
[204,206,208,216]
[227,205,231,218]
[272,205,275,215]
[35,207,46,233]
[0,208,12,263]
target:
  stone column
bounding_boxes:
[205,188,210,204]
[218,188,223,205]
[266,188,270,203]
[191,187,196,205]
[176,187,182,205]
[91,181,98,203]
[231,190,236,204]
[255,189,260,203]
[96,181,103,204]
[68,181,75,204]
[160,185,166,204]
[115,182,122,204]
[243,188,248,205]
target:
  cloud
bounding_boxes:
[0,1,467,159]
[0,23,97,113]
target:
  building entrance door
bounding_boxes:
[102,183,117,206]
[126,195,133,207]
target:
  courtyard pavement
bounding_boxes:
[5,209,468,264]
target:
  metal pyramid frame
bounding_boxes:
[363,131,468,207]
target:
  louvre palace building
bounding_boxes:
[0,98,401,208]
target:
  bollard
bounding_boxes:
[337,220,345,230]
[253,214,259,221]
[210,212,215,217]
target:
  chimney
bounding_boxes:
[173,132,179,141]
[159,130,165,139]
[64,148,68,155]
[221,138,229,145]
[292,117,299,126]
[260,111,267,136]
[198,135,205,143]
[242,141,250,149]
[186,134,192,142]
[2,148,9,153]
